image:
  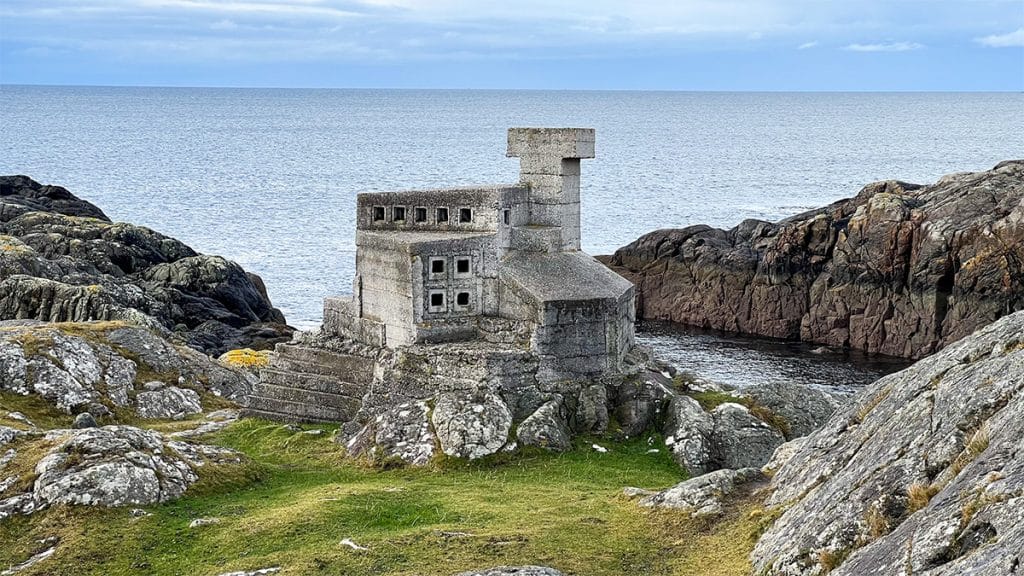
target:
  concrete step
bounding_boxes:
[251,382,361,413]
[259,367,367,398]
[240,408,339,425]
[272,344,375,383]
[244,394,357,423]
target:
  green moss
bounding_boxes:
[0,391,72,430]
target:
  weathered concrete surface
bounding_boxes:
[0,321,255,418]
[608,160,1024,358]
[0,175,292,355]
[751,310,1024,576]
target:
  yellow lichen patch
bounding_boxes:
[0,235,34,254]
[219,348,272,369]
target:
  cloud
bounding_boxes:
[844,41,923,52]
[797,41,818,49]
[976,27,1024,47]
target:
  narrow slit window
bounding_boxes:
[503,209,510,225]
[456,292,470,307]
[459,208,473,223]
[373,206,386,221]
[436,207,449,223]
[414,207,427,222]
[393,206,406,222]
[430,258,445,274]
[456,258,470,275]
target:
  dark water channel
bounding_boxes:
[636,321,912,396]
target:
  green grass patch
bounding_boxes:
[0,418,761,576]
[0,391,71,430]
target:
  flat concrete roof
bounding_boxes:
[500,251,633,302]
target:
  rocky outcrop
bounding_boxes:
[0,175,292,355]
[608,160,1024,358]
[0,425,241,519]
[751,310,1024,575]
[637,467,766,517]
[0,321,255,420]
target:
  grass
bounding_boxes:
[0,418,762,576]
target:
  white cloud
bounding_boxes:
[844,41,923,52]
[976,27,1024,47]
[798,40,818,49]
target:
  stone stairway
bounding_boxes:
[243,342,375,424]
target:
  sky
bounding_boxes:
[1,0,1022,90]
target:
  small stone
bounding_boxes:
[623,486,656,498]
[189,517,221,528]
[86,403,111,418]
[72,413,98,429]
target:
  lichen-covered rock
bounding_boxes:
[571,383,608,434]
[751,310,1024,576]
[639,467,765,517]
[135,386,202,420]
[432,391,512,460]
[344,401,437,466]
[662,395,714,476]
[710,403,785,470]
[745,381,841,439]
[608,160,1024,359]
[72,412,97,429]
[608,372,673,437]
[453,567,565,576]
[0,322,254,420]
[0,175,292,355]
[517,399,571,452]
[0,425,242,519]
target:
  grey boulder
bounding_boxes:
[745,381,842,439]
[662,394,714,476]
[639,467,765,517]
[710,402,785,470]
[517,399,571,452]
[432,391,512,460]
[344,401,436,466]
[135,386,203,420]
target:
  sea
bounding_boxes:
[3,86,1022,390]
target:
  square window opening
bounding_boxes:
[456,258,470,275]
[430,292,445,308]
[393,206,406,222]
[373,206,386,221]
[430,259,445,274]
[414,207,427,222]
[436,207,449,223]
[455,292,470,307]
[459,208,473,223]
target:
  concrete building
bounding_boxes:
[247,128,636,429]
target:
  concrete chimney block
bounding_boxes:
[506,128,596,160]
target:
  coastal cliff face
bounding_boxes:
[751,309,1024,576]
[607,160,1024,358]
[0,176,292,355]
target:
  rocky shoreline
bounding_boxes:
[0,175,292,356]
[2,169,1022,575]
[606,160,1024,359]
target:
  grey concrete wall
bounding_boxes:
[356,186,525,234]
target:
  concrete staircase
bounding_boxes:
[244,342,375,424]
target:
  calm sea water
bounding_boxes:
[3,86,1021,388]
